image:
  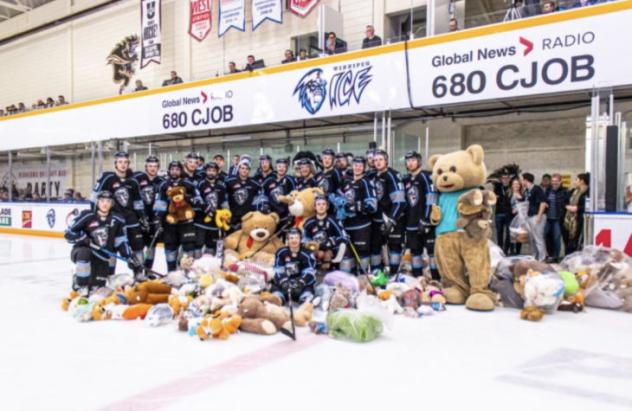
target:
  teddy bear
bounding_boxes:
[428,144,497,311]
[223,211,284,266]
[166,186,194,224]
[237,296,291,335]
[278,187,324,230]
[456,189,496,241]
[124,281,172,305]
[196,311,242,340]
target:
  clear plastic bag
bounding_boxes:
[523,272,565,314]
[509,202,530,243]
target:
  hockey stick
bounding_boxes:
[339,228,369,277]
[89,243,167,278]
[147,226,163,250]
[279,286,297,341]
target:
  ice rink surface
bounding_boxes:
[1,234,631,411]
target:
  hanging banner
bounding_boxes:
[189,0,213,42]
[140,0,162,68]
[252,0,283,30]
[218,0,245,37]
[287,0,319,17]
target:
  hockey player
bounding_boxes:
[183,152,204,183]
[316,148,342,195]
[272,228,317,305]
[260,157,296,229]
[194,161,229,258]
[225,158,259,230]
[213,154,228,181]
[374,149,406,275]
[295,158,318,190]
[338,156,377,274]
[154,161,199,271]
[364,148,384,271]
[132,155,165,269]
[92,151,147,279]
[254,154,276,186]
[403,151,439,279]
[302,195,345,270]
[65,191,142,295]
[335,152,352,180]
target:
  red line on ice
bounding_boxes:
[97,333,325,411]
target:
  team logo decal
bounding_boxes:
[141,185,155,205]
[114,187,130,207]
[407,186,419,207]
[91,226,109,248]
[293,68,327,115]
[205,192,218,211]
[234,188,248,206]
[374,180,384,200]
[46,209,56,228]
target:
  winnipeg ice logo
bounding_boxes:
[293,68,327,115]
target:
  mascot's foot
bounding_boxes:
[465,293,495,311]
[443,287,466,305]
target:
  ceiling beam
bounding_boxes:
[0,0,31,13]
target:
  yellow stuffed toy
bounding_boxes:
[124,281,172,305]
[429,144,497,311]
[196,312,242,340]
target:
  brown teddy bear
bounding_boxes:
[278,187,324,230]
[124,281,172,305]
[166,186,194,224]
[456,189,497,241]
[237,296,291,335]
[223,211,284,266]
[429,144,497,311]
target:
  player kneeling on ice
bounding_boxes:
[272,228,317,305]
[64,191,143,295]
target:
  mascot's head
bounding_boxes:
[429,144,487,193]
[293,68,327,115]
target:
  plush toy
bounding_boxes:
[124,281,172,305]
[237,296,290,335]
[520,270,565,321]
[278,187,324,230]
[456,189,496,241]
[429,144,497,311]
[168,294,192,316]
[293,302,314,326]
[62,290,80,311]
[196,312,242,340]
[166,186,195,224]
[329,285,354,311]
[224,211,284,266]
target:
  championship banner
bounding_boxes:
[218,0,245,37]
[140,0,162,68]
[189,0,213,42]
[287,0,319,17]
[252,0,283,31]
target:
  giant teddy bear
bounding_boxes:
[429,144,497,311]
[223,211,284,266]
[278,187,324,231]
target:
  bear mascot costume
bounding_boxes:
[429,144,497,311]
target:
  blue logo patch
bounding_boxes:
[46,209,56,228]
[293,68,327,115]
[293,64,373,115]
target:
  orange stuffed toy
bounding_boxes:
[166,186,194,224]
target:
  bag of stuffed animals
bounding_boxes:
[561,246,632,311]
[326,308,384,343]
[509,202,529,244]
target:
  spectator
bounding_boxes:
[540,173,551,191]
[45,97,55,108]
[362,25,382,49]
[544,173,568,263]
[244,55,265,71]
[0,109,4,116]
[448,18,459,32]
[0,187,8,201]
[56,95,68,105]
[541,1,556,13]
[73,192,85,202]
[324,32,347,55]
[134,80,148,92]
[566,0,597,9]
[36,99,46,109]
[63,189,74,202]
[522,172,548,261]
[229,154,240,176]
[228,61,240,74]
[298,48,309,61]
[492,169,513,254]
[32,191,41,202]
[282,49,296,64]
[510,178,525,255]
[522,0,541,16]
[563,173,589,255]
[17,103,27,113]
[162,71,184,87]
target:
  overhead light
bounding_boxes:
[221,136,251,142]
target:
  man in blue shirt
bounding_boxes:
[544,173,568,263]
